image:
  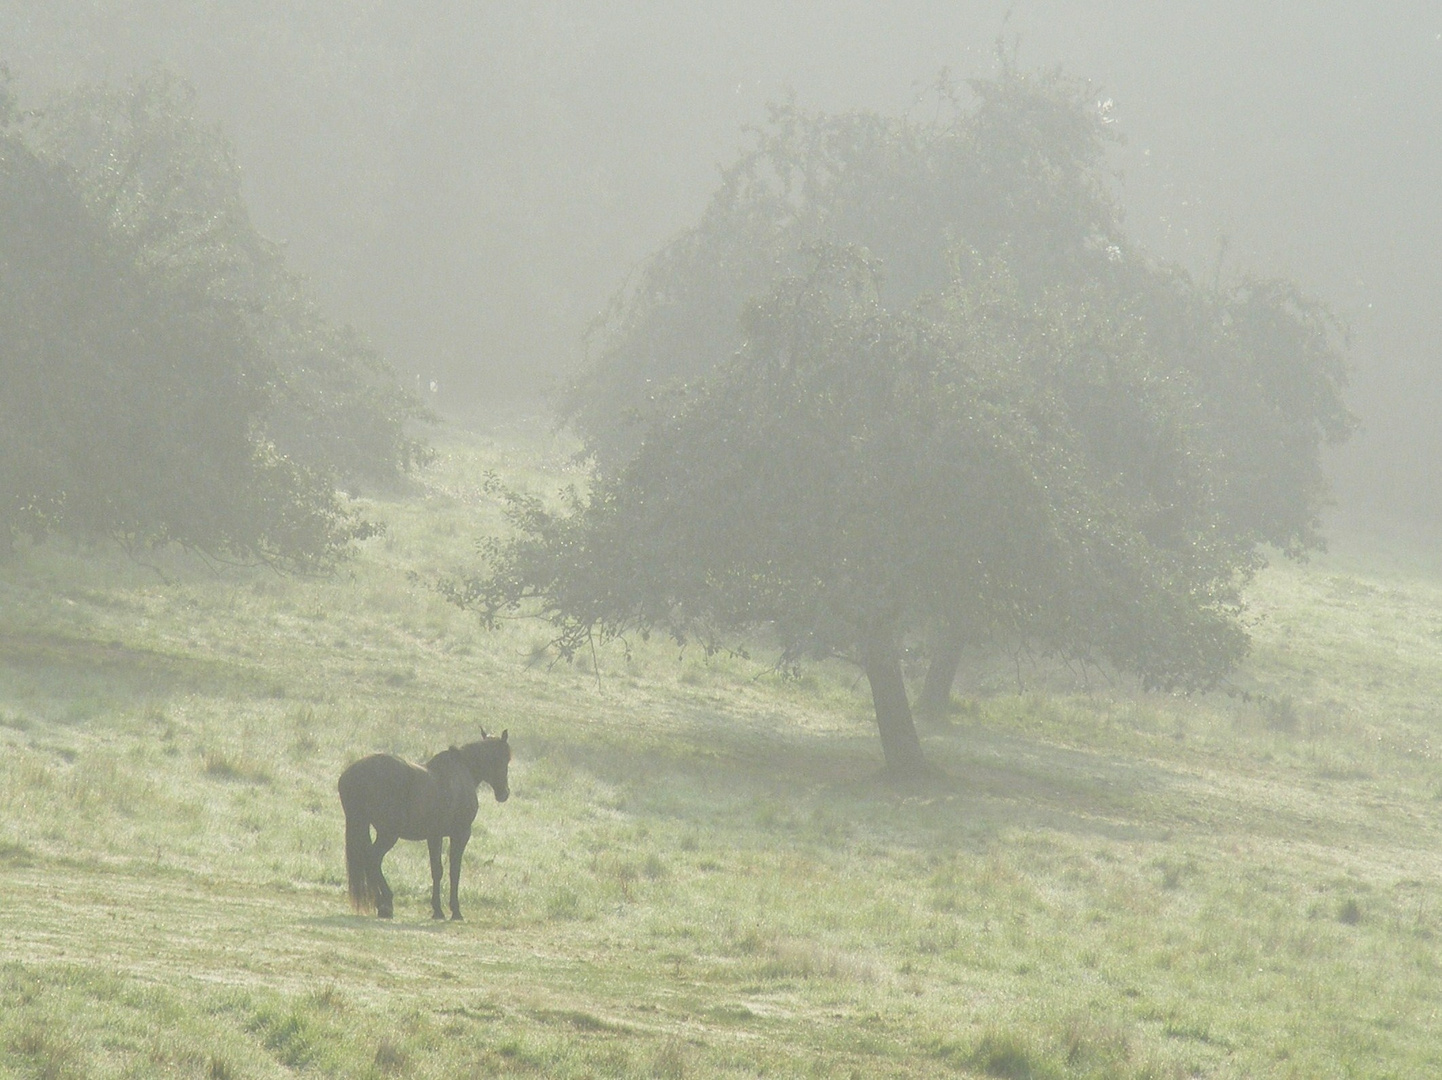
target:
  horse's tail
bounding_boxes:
[344,810,376,913]
[339,778,376,914]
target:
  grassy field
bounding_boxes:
[3,418,1442,1078]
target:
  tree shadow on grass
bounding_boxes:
[0,631,266,720]
[520,706,1187,853]
[299,914,455,934]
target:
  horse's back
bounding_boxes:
[339,754,425,816]
[339,752,405,795]
[340,753,454,839]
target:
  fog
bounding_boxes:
[3,1,1438,525]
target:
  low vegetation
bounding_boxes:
[1,422,1440,1078]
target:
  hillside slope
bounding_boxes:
[2,422,1440,1078]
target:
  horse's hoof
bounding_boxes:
[450,913,464,922]
[378,910,393,919]
[432,911,445,920]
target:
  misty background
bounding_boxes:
[3,1,1438,527]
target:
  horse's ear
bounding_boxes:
[501,729,508,742]
[479,725,489,739]
[449,744,459,753]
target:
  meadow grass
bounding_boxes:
[2,417,1442,1077]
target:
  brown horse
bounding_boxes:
[338,730,510,919]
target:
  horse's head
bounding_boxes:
[460,729,511,802]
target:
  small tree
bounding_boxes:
[0,69,426,565]
[911,258,1354,715]
[22,72,431,485]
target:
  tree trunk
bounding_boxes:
[915,628,964,722]
[862,635,929,782]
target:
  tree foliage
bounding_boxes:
[564,65,1352,555]
[465,66,1353,778]
[564,67,1123,469]
[22,72,431,483]
[0,70,428,566]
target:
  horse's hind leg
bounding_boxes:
[427,837,445,919]
[372,830,399,918]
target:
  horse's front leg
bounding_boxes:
[372,830,399,919]
[448,830,470,920]
[427,836,445,919]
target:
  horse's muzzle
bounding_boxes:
[494,788,510,803]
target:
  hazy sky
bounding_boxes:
[3,1,1439,521]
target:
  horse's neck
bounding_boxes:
[430,752,478,796]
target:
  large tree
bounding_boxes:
[468,248,1281,779]
[563,67,1123,470]
[556,66,1352,720]
[459,68,1352,780]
